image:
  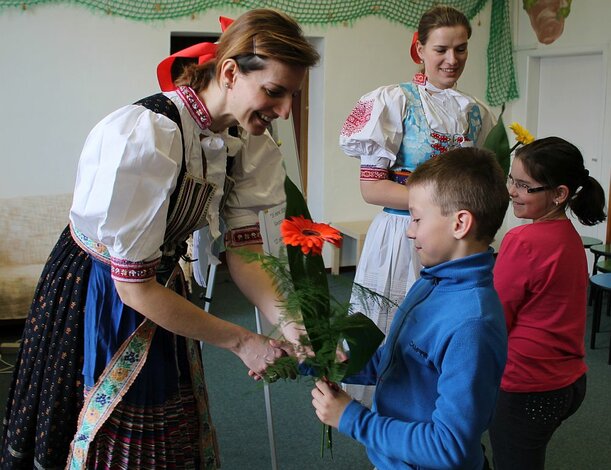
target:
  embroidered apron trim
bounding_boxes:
[65,312,158,469]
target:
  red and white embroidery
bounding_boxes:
[360,166,388,181]
[412,73,427,86]
[176,86,212,131]
[341,99,374,137]
[225,224,263,247]
[430,132,471,154]
[110,257,160,283]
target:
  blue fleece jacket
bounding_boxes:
[340,249,507,470]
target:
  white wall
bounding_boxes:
[0,2,494,264]
[505,0,611,245]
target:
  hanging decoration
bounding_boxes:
[0,0,518,106]
[523,0,572,45]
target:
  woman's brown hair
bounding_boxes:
[176,8,319,92]
[418,5,472,45]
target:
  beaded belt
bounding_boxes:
[389,169,412,185]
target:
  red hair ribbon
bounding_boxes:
[219,15,233,32]
[410,31,421,64]
[157,16,234,92]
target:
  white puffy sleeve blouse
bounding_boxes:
[70,97,286,271]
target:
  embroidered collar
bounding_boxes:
[176,86,212,131]
[412,72,427,86]
[412,73,459,94]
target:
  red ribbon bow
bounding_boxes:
[157,16,234,91]
[410,31,421,65]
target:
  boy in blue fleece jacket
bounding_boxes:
[312,147,509,470]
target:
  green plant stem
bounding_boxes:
[320,423,333,458]
[320,422,325,457]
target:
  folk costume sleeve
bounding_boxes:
[70,105,183,281]
[339,85,408,179]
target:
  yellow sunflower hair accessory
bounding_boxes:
[509,122,535,151]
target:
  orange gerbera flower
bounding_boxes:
[281,216,342,256]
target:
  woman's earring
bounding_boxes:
[554,200,559,206]
[224,82,231,89]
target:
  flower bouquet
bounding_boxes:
[240,177,386,457]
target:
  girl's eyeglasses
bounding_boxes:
[507,175,550,194]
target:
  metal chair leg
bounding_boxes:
[591,285,603,349]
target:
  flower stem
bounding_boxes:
[320,422,325,457]
[320,423,334,458]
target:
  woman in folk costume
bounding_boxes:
[1,8,319,469]
[339,5,495,407]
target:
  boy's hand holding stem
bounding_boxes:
[311,379,352,429]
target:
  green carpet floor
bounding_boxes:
[1,267,610,469]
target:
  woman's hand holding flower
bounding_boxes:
[247,338,299,382]
[236,332,286,377]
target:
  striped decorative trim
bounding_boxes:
[72,225,160,282]
[225,224,262,247]
[85,383,202,468]
[66,319,158,469]
[71,225,111,264]
[164,172,216,248]
[110,257,159,283]
[176,86,212,131]
[360,166,388,181]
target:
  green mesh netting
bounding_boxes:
[0,0,518,105]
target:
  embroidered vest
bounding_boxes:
[394,82,483,173]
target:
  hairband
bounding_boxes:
[410,31,421,64]
[157,16,234,92]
